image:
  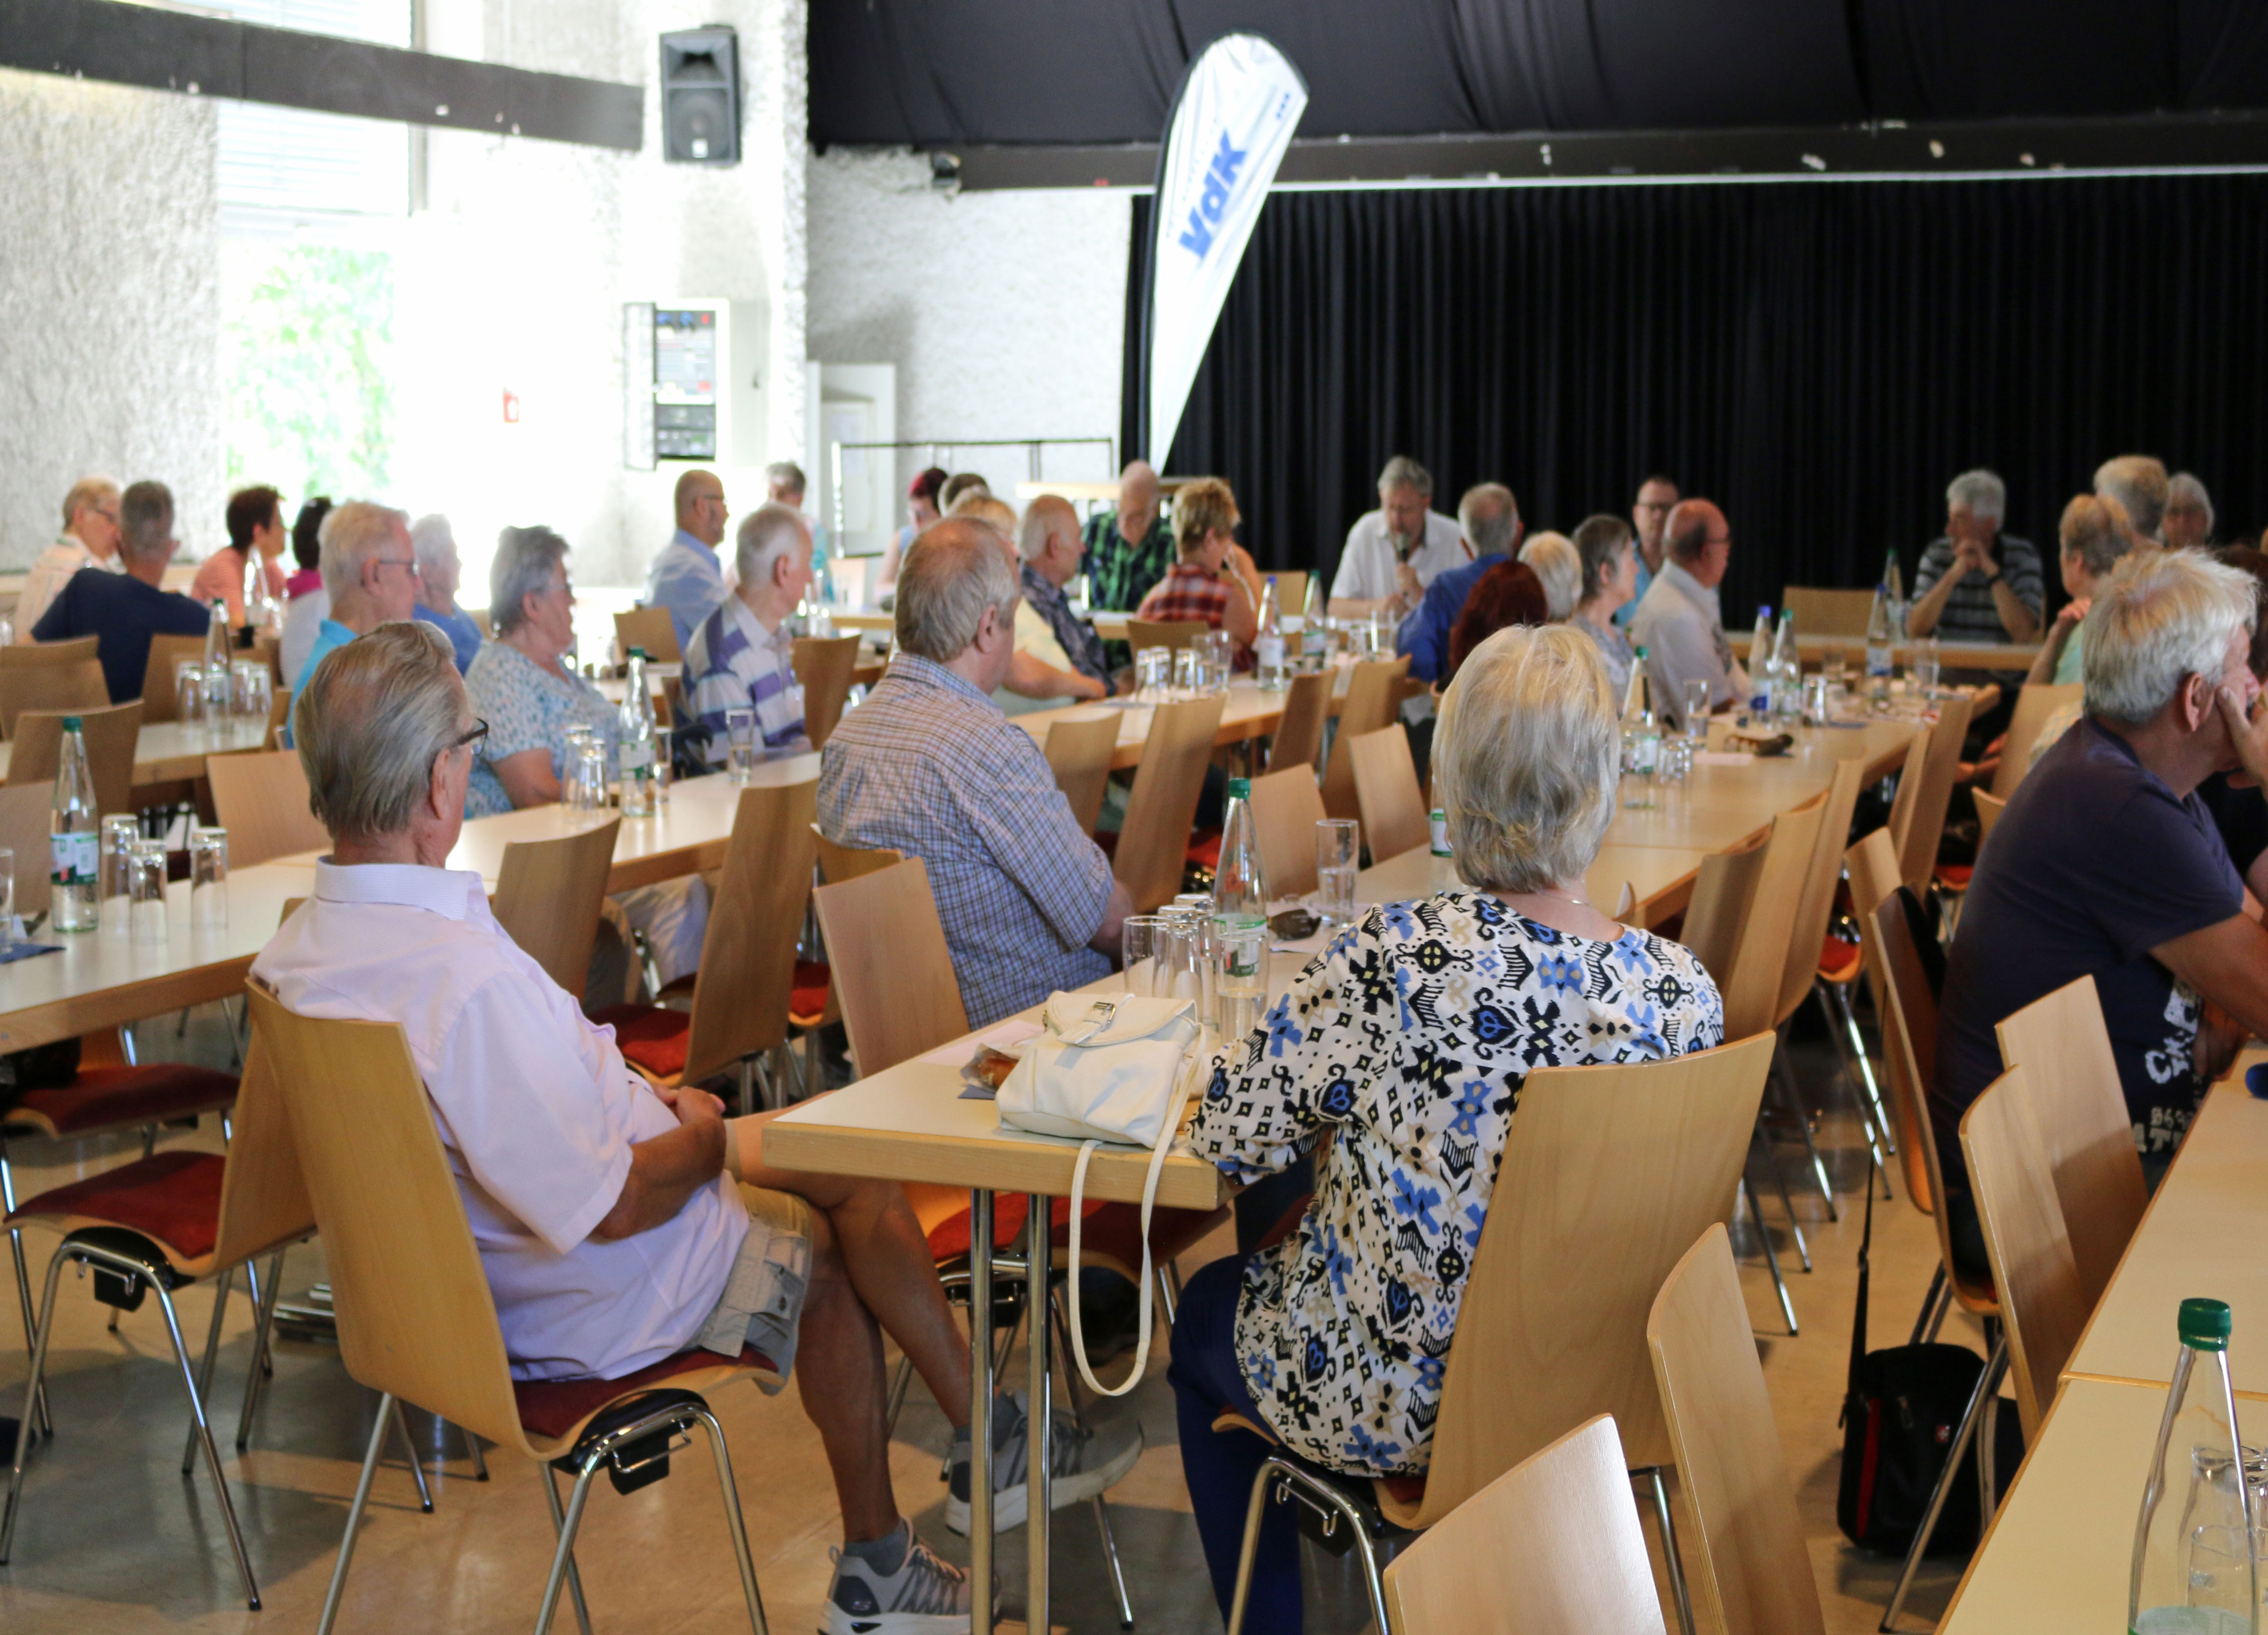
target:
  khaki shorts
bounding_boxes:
[694,1185,813,1391]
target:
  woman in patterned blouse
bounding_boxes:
[1170,622,1725,1634]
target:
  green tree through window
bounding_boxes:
[223,241,395,500]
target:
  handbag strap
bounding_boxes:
[1847,1154,1875,1392]
[1062,1035,1203,1398]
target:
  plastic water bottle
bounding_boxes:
[50,717,100,932]
[1771,609,1799,723]
[617,649,658,818]
[1866,586,1896,709]
[1254,578,1286,691]
[2130,1297,2257,1633]
[1882,547,1904,607]
[1300,577,1328,669]
[1212,778,1270,1039]
[203,597,231,713]
[1747,606,1774,716]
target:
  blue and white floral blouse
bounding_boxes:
[463,639,617,818]
[1189,889,1724,1477]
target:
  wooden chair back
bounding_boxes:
[1321,656,1411,822]
[792,634,861,749]
[1247,765,1328,900]
[614,605,682,666]
[811,825,902,884]
[1266,669,1332,775]
[1991,682,2084,801]
[0,780,55,919]
[1960,1068,2089,1437]
[1972,786,2006,844]
[683,782,818,1081]
[1271,571,1309,623]
[1126,619,1208,652]
[1881,726,1931,872]
[141,633,212,723]
[1380,1416,1662,1635]
[1646,1224,1826,1635]
[491,816,621,1003]
[1894,692,1976,896]
[1112,693,1225,913]
[264,685,293,749]
[1718,792,1827,1039]
[0,660,109,738]
[1993,975,2148,1309]
[1042,712,1119,835]
[9,700,142,817]
[813,857,969,1078]
[248,985,536,1457]
[1846,829,1934,1212]
[1678,831,1770,991]
[1392,1030,1778,1530]
[205,750,329,867]
[1349,724,1429,863]
[1775,759,1868,1029]
[211,992,317,1271]
[1,636,99,669]
[1779,586,1876,638]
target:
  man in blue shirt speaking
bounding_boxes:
[1396,483,1521,685]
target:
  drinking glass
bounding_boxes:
[561,727,595,809]
[0,847,15,931]
[1202,630,1234,691]
[1156,908,1211,1022]
[100,814,139,921]
[1822,644,1849,695]
[1316,819,1359,928]
[202,662,230,723]
[190,826,228,931]
[1134,646,1169,703]
[1173,647,1200,697]
[725,707,758,784]
[576,741,611,811]
[1213,920,1270,1042]
[1803,674,1833,726]
[1681,679,1714,743]
[231,660,271,725]
[128,840,168,943]
[1121,914,1168,996]
[1657,737,1691,783]
[175,662,206,727]
[1914,636,1942,700]
[652,727,674,805]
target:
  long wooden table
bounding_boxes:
[1359,841,1709,930]
[0,717,272,789]
[1795,635,2042,673]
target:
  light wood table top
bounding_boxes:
[1938,1376,2163,1633]
[1601,715,1919,854]
[1357,842,1709,930]
[0,717,273,789]
[1795,635,2042,673]
[1011,676,1387,773]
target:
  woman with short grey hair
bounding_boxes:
[1518,530,1581,622]
[1569,513,1640,699]
[2027,492,2136,689]
[1171,621,1722,1632]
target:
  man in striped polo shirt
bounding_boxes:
[684,503,813,766]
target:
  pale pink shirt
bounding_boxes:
[188,549,286,626]
[253,859,747,1380]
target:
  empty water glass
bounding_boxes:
[1681,678,1714,742]
[1202,630,1234,690]
[725,707,758,784]
[1173,646,1200,697]
[0,847,14,931]
[231,659,272,725]
[1657,736,1692,783]
[128,840,168,944]
[176,661,206,727]
[190,826,228,931]
[100,814,139,922]
[653,727,674,804]
[1121,914,1168,995]
[575,740,611,811]
[1135,646,1170,703]
[1316,820,1359,928]
[1914,636,1941,699]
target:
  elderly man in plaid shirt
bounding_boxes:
[683,503,814,766]
[819,518,1134,1027]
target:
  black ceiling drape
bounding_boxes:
[1124,174,2268,619]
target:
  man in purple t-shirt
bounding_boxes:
[1937,548,2268,1276]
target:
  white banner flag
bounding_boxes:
[1146,34,1306,465]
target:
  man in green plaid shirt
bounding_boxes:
[1082,460,1174,612]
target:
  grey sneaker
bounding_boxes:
[821,1533,974,1634]
[945,1391,1144,1534]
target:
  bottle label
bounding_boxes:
[1866,643,1894,679]
[1256,635,1285,668]
[1429,810,1452,857]
[619,742,654,776]
[50,831,96,885]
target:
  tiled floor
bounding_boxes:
[0,1003,1986,1633]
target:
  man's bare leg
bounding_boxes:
[792,1202,903,1543]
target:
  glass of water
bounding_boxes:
[725,707,758,784]
[1316,819,1359,928]
[176,662,206,727]
[190,826,228,931]
[1681,678,1714,742]
[128,840,169,943]
[1134,646,1170,703]
[1173,646,1200,698]
[652,726,673,805]
[231,660,272,726]
[1914,636,1941,700]
[0,847,14,931]
[1202,630,1234,691]
[101,814,139,923]
[576,741,611,810]
[1213,920,1270,1042]
[1121,914,1167,996]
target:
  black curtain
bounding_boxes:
[1124,174,2268,621]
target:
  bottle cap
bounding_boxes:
[629,647,647,660]
[1634,646,1648,659]
[1226,777,1251,799]
[2180,1296,2233,1350]
[1759,605,1772,619]
[62,715,82,732]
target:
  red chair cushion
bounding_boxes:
[513,1342,776,1442]
[1185,828,1223,871]
[788,960,832,1028]
[1093,830,1119,859]
[1061,1201,1231,1269]
[7,1150,225,1261]
[1378,1472,1428,1509]
[925,1196,1103,1260]
[9,1064,237,1137]
[1936,863,1974,889]
[591,1004,690,1078]
[1819,933,1864,984]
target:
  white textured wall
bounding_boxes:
[0,69,222,567]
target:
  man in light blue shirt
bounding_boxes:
[645,468,730,655]
[289,501,422,736]
[1617,474,1680,630]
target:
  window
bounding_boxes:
[212,0,413,232]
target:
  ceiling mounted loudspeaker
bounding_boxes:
[661,27,739,165]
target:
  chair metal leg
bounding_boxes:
[693,1404,772,1635]
[1923,1280,1953,1344]
[1816,983,1892,1197]
[317,1394,395,1635]
[535,1462,603,1635]
[237,1249,287,1450]
[1831,977,1898,1157]
[1154,1263,1178,1327]
[540,1465,596,1635]
[392,1398,434,1514]
[183,1265,233,1475]
[1644,1466,1697,1635]
[1741,1178,1799,1336]
[464,1422,489,1480]
[1907,1265,1949,1349]
[803,1026,822,1100]
[151,1277,261,1609]
[1093,1494,1136,1629]
[0,1242,72,1562]
[1226,1458,1390,1635]
[1774,1040,1842,1222]
[1880,1336,2008,1633]
[1758,1117,1813,1271]
[1,1144,53,1438]
[1222,1458,1276,1635]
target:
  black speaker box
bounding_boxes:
[661,27,739,165]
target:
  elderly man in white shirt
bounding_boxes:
[254,622,1128,1632]
[1328,454,1470,616]
[1630,498,1744,733]
[17,475,126,640]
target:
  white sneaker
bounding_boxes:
[821,1532,974,1634]
[944,1391,1144,1535]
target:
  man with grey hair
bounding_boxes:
[647,468,730,656]
[291,500,420,706]
[2165,471,2216,549]
[820,517,1135,1027]
[2097,453,2171,542]
[409,514,482,674]
[1396,482,1522,685]
[1330,454,1470,614]
[682,503,814,766]
[31,479,209,701]
[1083,460,1173,615]
[1014,494,1111,693]
[1907,469,2044,644]
[17,474,125,640]
[1938,548,2268,1282]
[766,458,830,577]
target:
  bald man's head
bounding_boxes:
[1116,461,1162,548]
[673,469,727,548]
[1664,499,1732,588]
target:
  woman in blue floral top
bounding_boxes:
[1170,623,1724,1634]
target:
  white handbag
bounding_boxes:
[997,993,1205,1395]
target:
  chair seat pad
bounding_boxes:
[6,1150,225,1261]
[8,1063,238,1139]
[926,1195,1101,1259]
[1819,934,1864,983]
[590,1004,690,1078]
[1061,1202,1230,1271]
[1936,863,1974,889]
[514,1341,776,1441]
[788,960,831,1029]
[1376,1471,1427,1509]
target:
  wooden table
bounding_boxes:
[0,717,272,789]
[1358,842,1709,930]
[1795,635,2041,673]
[1598,715,1919,855]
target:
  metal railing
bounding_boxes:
[828,437,1117,539]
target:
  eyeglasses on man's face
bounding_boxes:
[451,719,490,754]
[375,557,423,578]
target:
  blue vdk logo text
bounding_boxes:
[1178,130,1249,259]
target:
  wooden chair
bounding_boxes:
[1646,1225,1826,1635]
[1379,1416,1662,1635]
[0,659,108,737]
[9,700,143,818]
[1960,1068,2089,1438]
[205,749,330,866]
[1266,668,1332,776]
[1271,571,1309,623]
[1112,693,1225,913]
[0,780,53,921]
[1320,655,1412,823]
[1779,586,1876,638]
[1126,618,1208,652]
[1,1014,310,1607]
[1972,786,2007,843]
[1247,764,1328,900]
[1846,830,1934,1214]
[1989,681,2084,801]
[1678,832,1770,986]
[1225,1032,1779,1635]
[246,987,775,1635]
[812,826,902,885]
[1043,711,1119,835]
[264,684,293,749]
[1349,724,1429,863]
[1892,692,1976,902]
[792,633,860,749]
[142,632,213,723]
[0,636,99,669]
[1880,727,1931,878]
[1993,975,2148,1310]
[490,816,621,1002]
[612,604,682,666]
